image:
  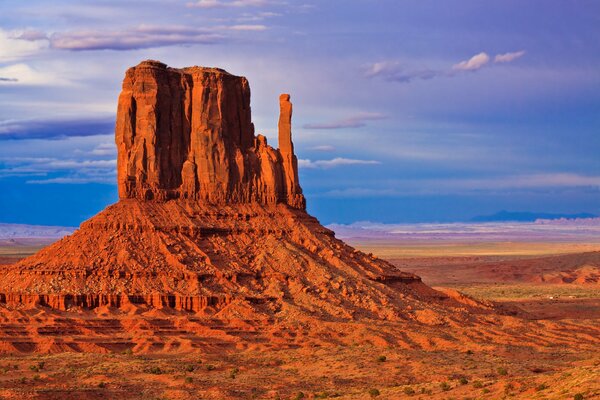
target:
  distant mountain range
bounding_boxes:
[0,223,75,239]
[470,210,597,222]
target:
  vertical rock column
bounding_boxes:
[278,94,305,209]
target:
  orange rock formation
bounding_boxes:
[116,60,304,209]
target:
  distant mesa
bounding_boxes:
[470,210,597,222]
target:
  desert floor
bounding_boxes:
[0,239,598,400]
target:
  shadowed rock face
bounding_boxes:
[116,60,305,209]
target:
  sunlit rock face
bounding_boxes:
[116,60,305,209]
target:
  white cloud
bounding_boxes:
[298,157,381,169]
[0,29,48,62]
[0,63,69,86]
[453,52,490,71]
[495,50,526,63]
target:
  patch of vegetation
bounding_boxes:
[122,348,133,355]
[184,376,193,384]
[497,367,508,376]
[473,380,484,388]
[459,377,469,385]
[229,367,239,379]
[465,349,474,355]
[368,388,380,397]
[482,388,490,394]
[314,392,329,399]
[403,387,415,395]
[184,364,195,372]
[146,366,163,374]
[205,364,216,371]
[574,394,584,400]
[440,382,451,391]
[293,392,305,400]
[376,355,387,362]
[98,382,106,388]
[536,383,549,391]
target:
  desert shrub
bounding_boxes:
[29,365,39,372]
[459,377,468,385]
[574,394,584,400]
[473,380,483,388]
[482,388,490,394]
[122,348,133,355]
[497,367,508,376]
[184,364,195,372]
[229,367,239,379]
[293,392,305,400]
[205,364,216,371]
[184,377,193,384]
[536,383,549,391]
[98,382,106,388]
[19,377,27,384]
[147,366,162,374]
[466,349,474,355]
[440,382,451,391]
[314,392,329,399]
[376,355,386,362]
[368,388,380,397]
[37,362,45,370]
[403,387,415,395]
[32,374,40,381]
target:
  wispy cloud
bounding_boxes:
[0,117,114,140]
[367,50,526,84]
[0,77,18,82]
[322,173,600,198]
[188,0,273,8]
[12,29,48,42]
[495,50,526,63]
[228,24,267,31]
[310,145,335,152]
[0,156,117,184]
[49,25,226,51]
[303,112,386,129]
[0,29,48,62]
[364,61,442,83]
[298,157,381,169]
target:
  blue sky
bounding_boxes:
[1,0,599,226]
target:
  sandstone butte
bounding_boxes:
[0,61,598,354]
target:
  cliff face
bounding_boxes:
[116,60,305,209]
